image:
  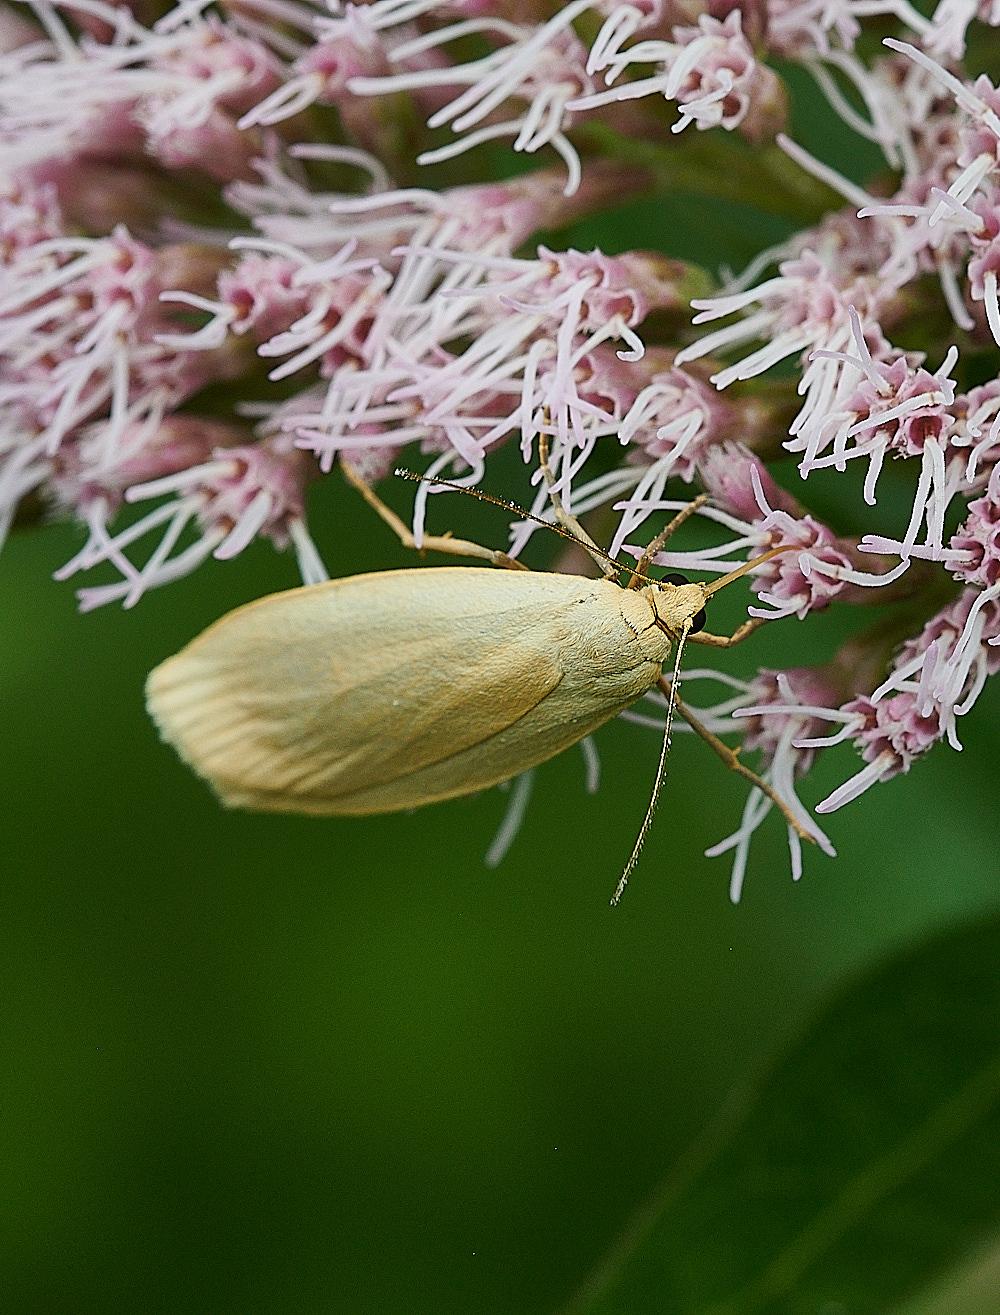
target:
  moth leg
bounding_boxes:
[626,494,710,590]
[687,616,769,647]
[664,683,816,847]
[537,430,617,579]
[342,460,532,571]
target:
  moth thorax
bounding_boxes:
[647,581,707,631]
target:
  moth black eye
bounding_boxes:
[663,572,689,586]
[690,607,707,634]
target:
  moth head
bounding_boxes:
[645,544,794,639]
[649,573,707,635]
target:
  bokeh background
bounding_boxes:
[3,57,1000,1315]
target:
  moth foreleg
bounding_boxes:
[627,494,710,589]
[537,430,618,579]
[341,460,531,571]
[665,686,816,847]
[686,616,769,647]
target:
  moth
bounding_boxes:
[147,454,810,901]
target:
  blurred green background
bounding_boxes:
[4,50,1000,1315]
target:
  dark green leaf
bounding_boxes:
[569,915,1000,1315]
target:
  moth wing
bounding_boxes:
[147,567,570,813]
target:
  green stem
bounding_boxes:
[572,120,843,227]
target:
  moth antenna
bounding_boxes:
[610,621,692,906]
[395,467,795,599]
[394,466,651,583]
[701,544,794,596]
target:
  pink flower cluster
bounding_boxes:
[6,0,1000,894]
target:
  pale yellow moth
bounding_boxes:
[146,458,810,901]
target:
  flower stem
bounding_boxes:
[573,121,843,225]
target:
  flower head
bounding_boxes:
[8,0,1000,895]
